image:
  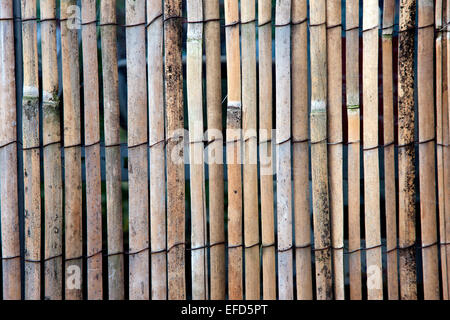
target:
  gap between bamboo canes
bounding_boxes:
[81,0,102,300]
[259,0,277,301]
[444,0,450,298]
[100,0,125,300]
[61,0,83,300]
[21,0,41,300]
[125,0,149,300]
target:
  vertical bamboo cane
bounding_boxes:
[362,0,383,300]
[205,0,225,300]
[0,0,20,300]
[21,0,40,300]
[125,0,149,300]
[147,0,166,300]
[309,0,333,300]
[100,0,125,300]
[61,0,83,300]
[326,0,344,300]
[41,0,63,300]
[275,0,293,300]
[398,0,418,300]
[241,0,259,300]
[382,0,399,300]
[81,0,102,300]
[346,0,362,300]
[224,0,243,300]
[444,0,450,297]
[165,0,186,300]
[417,0,440,300]
[259,0,276,300]
[187,0,208,300]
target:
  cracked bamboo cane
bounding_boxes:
[187,0,208,300]
[326,0,344,300]
[362,0,383,300]
[165,0,186,300]
[382,0,399,300]
[276,0,293,300]
[241,0,259,300]
[41,0,63,300]
[0,0,20,300]
[125,0,149,300]
[82,0,102,300]
[100,0,124,300]
[259,0,276,300]
[205,0,225,300]
[398,0,418,300]
[346,0,362,300]
[61,0,83,300]
[21,0,40,300]
[147,0,166,300]
[224,0,243,300]
[418,0,439,300]
[309,0,332,300]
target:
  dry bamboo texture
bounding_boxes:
[0,0,448,301]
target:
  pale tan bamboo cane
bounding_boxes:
[259,0,276,300]
[125,0,149,300]
[326,0,344,300]
[0,0,20,300]
[165,0,186,300]
[362,0,383,300]
[309,0,332,300]
[224,0,243,300]
[21,0,40,300]
[187,0,208,300]
[398,0,418,300]
[417,0,439,300]
[205,0,225,300]
[241,0,259,300]
[61,0,83,300]
[382,0,399,301]
[345,0,362,300]
[41,0,63,300]
[436,0,448,300]
[444,0,450,297]
[275,0,293,300]
[147,0,166,300]
[81,0,102,300]
[100,0,124,300]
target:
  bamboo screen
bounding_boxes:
[0,0,448,300]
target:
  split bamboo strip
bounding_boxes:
[187,0,208,300]
[100,0,125,300]
[165,0,186,300]
[436,0,448,300]
[362,0,383,300]
[61,0,83,300]
[276,0,293,300]
[398,0,418,300]
[418,0,439,300]
[259,0,276,300]
[0,0,20,300]
[224,0,243,300]
[382,0,399,300]
[82,0,102,300]
[345,0,362,300]
[205,0,225,300]
[444,0,450,297]
[147,0,166,300]
[292,0,312,300]
[241,0,260,300]
[125,0,149,300]
[21,0,40,300]
[41,0,63,300]
[309,0,332,300]
[326,0,344,300]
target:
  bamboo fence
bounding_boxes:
[0,0,447,301]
